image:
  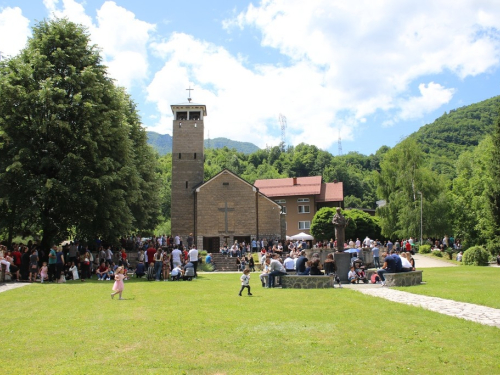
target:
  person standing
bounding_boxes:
[238,269,252,296]
[55,246,65,282]
[171,246,183,268]
[188,245,199,277]
[153,248,163,281]
[372,244,380,269]
[187,233,194,249]
[48,245,57,282]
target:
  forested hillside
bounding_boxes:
[146,131,259,155]
[409,95,500,177]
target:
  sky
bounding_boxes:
[1,0,500,156]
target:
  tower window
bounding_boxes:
[194,153,197,159]
[186,181,188,189]
[178,153,181,159]
[176,112,187,120]
[189,111,200,120]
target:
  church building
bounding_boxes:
[170,96,284,252]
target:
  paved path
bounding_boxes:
[411,253,457,268]
[0,282,29,294]
[342,283,500,329]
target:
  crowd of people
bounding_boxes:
[0,235,206,283]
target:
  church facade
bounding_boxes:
[171,99,284,252]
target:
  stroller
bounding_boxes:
[352,258,368,284]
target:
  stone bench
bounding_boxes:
[281,274,334,289]
[384,270,423,287]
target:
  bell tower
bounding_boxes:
[170,91,207,241]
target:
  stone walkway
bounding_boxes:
[342,283,500,329]
[0,282,29,294]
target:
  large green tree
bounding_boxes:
[376,138,451,240]
[0,18,159,249]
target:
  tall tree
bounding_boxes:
[376,138,450,240]
[0,18,159,249]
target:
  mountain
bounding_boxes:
[146,131,260,155]
[408,95,500,177]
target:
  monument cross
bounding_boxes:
[218,201,235,234]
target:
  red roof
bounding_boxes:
[317,181,344,202]
[254,176,343,202]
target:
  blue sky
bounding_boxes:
[1,0,500,156]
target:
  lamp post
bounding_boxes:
[417,191,423,245]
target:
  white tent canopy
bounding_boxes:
[289,232,314,240]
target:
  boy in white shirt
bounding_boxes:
[239,269,253,296]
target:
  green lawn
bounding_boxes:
[394,266,500,309]
[1,273,499,374]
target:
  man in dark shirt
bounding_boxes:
[377,251,400,286]
[295,250,308,275]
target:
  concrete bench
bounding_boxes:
[383,270,423,287]
[281,274,334,289]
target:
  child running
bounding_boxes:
[239,269,253,296]
[111,266,125,300]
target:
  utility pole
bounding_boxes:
[418,191,423,245]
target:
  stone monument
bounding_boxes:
[332,207,347,252]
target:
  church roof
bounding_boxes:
[254,176,343,202]
[196,169,281,208]
[170,102,207,115]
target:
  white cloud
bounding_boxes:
[219,0,500,144]
[397,82,455,122]
[0,7,31,58]
[43,0,155,89]
[147,33,352,150]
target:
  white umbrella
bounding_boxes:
[289,232,314,241]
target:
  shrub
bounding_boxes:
[462,246,490,266]
[432,250,443,257]
[419,244,431,254]
[200,262,214,272]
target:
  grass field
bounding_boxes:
[1,271,499,374]
[394,266,500,308]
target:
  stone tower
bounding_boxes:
[170,97,207,241]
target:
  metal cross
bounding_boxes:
[186,86,194,102]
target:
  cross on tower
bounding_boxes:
[186,86,194,102]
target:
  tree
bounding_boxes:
[0,18,159,249]
[376,138,451,240]
[343,209,382,241]
[310,207,335,241]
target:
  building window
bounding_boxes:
[297,198,309,202]
[185,181,188,189]
[275,199,286,204]
[298,205,310,214]
[298,221,310,230]
[194,153,197,159]
[176,112,187,120]
[178,153,181,159]
[189,111,201,120]
[281,206,287,214]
